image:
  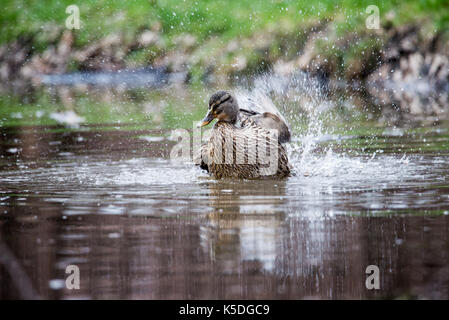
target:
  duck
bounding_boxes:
[196,90,291,179]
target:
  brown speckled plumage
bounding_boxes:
[196,91,291,179]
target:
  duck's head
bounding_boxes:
[198,91,239,127]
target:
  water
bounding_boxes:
[40,67,187,88]
[1,73,449,299]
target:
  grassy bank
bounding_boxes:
[2,1,448,80]
[2,0,448,47]
[1,0,448,129]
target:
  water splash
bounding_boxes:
[235,71,337,175]
[233,71,424,183]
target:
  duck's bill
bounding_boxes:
[198,112,215,127]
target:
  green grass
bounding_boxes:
[2,0,448,48]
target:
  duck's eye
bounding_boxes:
[214,106,223,114]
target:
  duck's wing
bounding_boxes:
[236,91,291,143]
[246,112,291,143]
[236,91,286,120]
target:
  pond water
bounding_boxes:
[1,73,449,299]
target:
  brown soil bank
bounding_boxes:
[0,21,448,116]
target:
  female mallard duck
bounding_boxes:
[196,91,291,179]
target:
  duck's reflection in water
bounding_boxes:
[201,179,287,273]
[199,179,366,299]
